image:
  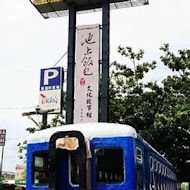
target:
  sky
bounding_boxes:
[0,0,190,172]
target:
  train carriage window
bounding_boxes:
[136,148,142,163]
[158,162,160,174]
[136,148,142,189]
[150,157,155,189]
[160,164,163,175]
[137,165,142,188]
[150,157,153,169]
[163,166,165,176]
[154,172,158,190]
[154,159,157,171]
[95,147,124,184]
[150,170,155,190]
[32,152,48,186]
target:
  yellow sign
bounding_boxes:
[33,0,64,5]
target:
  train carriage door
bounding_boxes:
[48,131,89,190]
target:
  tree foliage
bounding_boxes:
[110,44,190,182]
[0,174,4,183]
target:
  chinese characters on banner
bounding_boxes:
[74,24,100,123]
[0,129,6,146]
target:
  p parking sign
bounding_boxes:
[39,67,64,113]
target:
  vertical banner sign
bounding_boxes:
[39,67,64,113]
[0,130,6,146]
[74,24,100,123]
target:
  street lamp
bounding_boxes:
[29,0,149,19]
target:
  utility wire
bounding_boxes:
[0,51,68,110]
[0,106,36,110]
[1,52,68,141]
[53,51,68,67]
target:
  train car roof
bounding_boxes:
[27,122,137,144]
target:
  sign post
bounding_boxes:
[0,129,6,176]
[29,0,149,124]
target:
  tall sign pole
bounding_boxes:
[66,3,76,124]
[30,0,149,124]
[0,146,4,176]
[0,129,6,176]
[101,0,110,122]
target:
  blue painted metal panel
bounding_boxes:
[136,136,178,190]
[27,137,137,190]
[27,142,49,190]
[27,142,79,190]
[90,137,136,190]
[27,135,177,190]
[40,67,63,91]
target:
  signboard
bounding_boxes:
[15,164,26,184]
[39,67,64,113]
[0,130,6,146]
[181,182,189,190]
[74,24,100,123]
[30,0,148,19]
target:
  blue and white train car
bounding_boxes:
[26,123,178,190]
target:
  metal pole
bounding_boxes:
[66,3,76,124]
[42,113,48,129]
[0,146,5,176]
[101,0,110,122]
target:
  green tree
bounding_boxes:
[22,44,190,182]
[0,174,4,183]
[0,174,4,189]
[144,44,190,182]
[110,44,190,182]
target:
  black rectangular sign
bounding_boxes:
[0,130,6,146]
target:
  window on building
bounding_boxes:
[95,147,124,184]
[33,152,48,186]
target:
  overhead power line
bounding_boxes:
[53,51,68,67]
[0,106,36,110]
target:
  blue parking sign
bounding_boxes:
[40,67,64,91]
